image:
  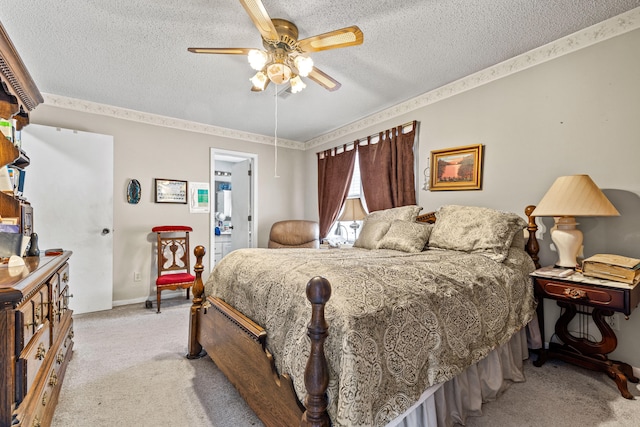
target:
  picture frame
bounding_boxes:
[154,178,188,203]
[188,181,210,213]
[429,144,483,191]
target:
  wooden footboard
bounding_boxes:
[187,246,331,427]
[187,206,540,427]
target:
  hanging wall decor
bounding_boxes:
[127,179,141,204]
[429,144,484,191]
[154,178,187,203]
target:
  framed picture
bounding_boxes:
[155,179,188,203]
[429,144,483,191]
[188,181,210,213]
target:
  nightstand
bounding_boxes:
[531,268,640,399]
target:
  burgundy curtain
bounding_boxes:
[358,122,417,212]
[317,146,356,239]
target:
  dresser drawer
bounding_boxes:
[535,278,626,312]
[16,288,49,350]
[57,263,70,293]
[16,339,72,427]
[16,320,51,401]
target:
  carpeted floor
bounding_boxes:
[52,298,640,427]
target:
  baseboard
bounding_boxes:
[113,290,187,307]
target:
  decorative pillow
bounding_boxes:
[428,205,527,262]
[353,220,391,249]
[377,220,433,253]
[511,229,526,249]
[364,205,422,224]
[353,205,422,249]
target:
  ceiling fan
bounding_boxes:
[188,0,363,93]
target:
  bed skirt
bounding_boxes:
[388,316,541,427]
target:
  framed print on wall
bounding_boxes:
[155,178,188,203]
[429,144,483,191]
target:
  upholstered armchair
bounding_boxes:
[268,220,320,249]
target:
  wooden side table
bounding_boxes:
[531,268,640,399]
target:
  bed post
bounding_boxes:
[187,245,206,359]
[301,276,332,427]
[525,205,540,269]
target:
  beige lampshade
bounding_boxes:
[531,174,619,217]
[339,198,367,221]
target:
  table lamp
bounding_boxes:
[531,174,619,268]
[338,198,367,242]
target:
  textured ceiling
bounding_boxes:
[0,1,638,142]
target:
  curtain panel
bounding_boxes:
[358,122,417,212]
[317,146,356,239]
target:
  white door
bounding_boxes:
[22,124,114,314]
[231,159,252,251]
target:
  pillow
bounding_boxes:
[377,220,433,253]
[352,220,390,249]
[511,229,526,249]
[363,205,422,224]
[353,205,422,249]
[428,205,527,262]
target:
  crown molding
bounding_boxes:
[304,7,640,150]
[41,93,306,150]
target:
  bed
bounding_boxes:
[187,204,542,426]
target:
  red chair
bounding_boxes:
[152,226,195,313]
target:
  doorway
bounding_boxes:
[210,149,257,268]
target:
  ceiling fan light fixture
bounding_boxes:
[290,75,306,93]
[266,62,292,85]
[294,56,313,77]
[250,71,268,91]
[247,49,268,71]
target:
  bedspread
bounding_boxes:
[204,246,536,426]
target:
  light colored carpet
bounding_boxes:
[52,298,640,427]
[51,298,262,427]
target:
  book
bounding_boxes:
[582,254,640,285]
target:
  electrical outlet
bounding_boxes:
[606,312,621,331]
[134,272,141,282]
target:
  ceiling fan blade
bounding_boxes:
[239,0,280,42]
[307,67,342,92]
[298,26,364,52]
[188,47,253,55]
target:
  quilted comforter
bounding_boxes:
[204,246,536,426]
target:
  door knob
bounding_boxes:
[101,228,110,235]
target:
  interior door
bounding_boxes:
[22,124,114,314]
[230,159,252,251]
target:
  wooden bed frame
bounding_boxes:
[187,206,541,427]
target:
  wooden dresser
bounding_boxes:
[0,252,73,427]
[0,20,72,427]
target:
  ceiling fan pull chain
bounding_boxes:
[274,83,280,178]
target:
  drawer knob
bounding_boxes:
[42,391,48,406]
[57,351,64,364]
[35,343,46,360]
[49,371,58,387]
[563,287,588,300]
[62,272,69,283]
[32,416,41,427]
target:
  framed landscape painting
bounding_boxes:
[429,144,483,191]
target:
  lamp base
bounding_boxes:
[551,216,583,268]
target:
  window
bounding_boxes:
[328,153,365,243]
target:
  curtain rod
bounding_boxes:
[317,120,417,156]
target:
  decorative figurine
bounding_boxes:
[26,232,40,257]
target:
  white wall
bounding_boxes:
[30,105,305,305]
[303,29,640,367]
